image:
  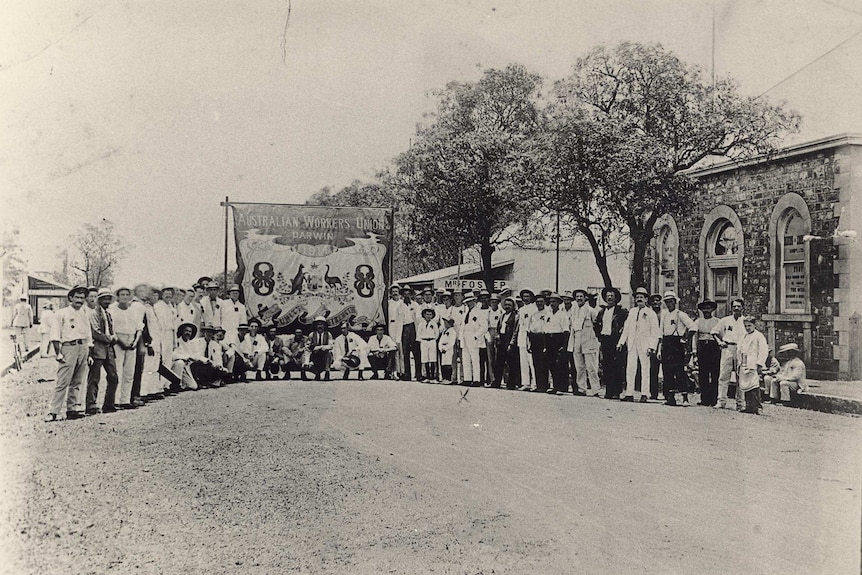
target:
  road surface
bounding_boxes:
[1,359,860,574]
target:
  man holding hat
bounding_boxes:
[769,343,808,404]
[570,288,601,396]
[658,291,697,406]
[695,299,720,406]
[332,322,369,380]
[85,289,121,414]
[595,287,628,399]
[515,289,538,391]
[618,287,659,402]
[47,287,93,421]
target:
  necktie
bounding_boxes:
[104,309,114,336]
[345,335,350,354]
[205,342,210,359]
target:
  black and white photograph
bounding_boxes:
[1,1,861,573]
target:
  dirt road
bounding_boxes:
[1,359,860,574]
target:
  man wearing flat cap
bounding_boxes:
[46,287,93,421]
[594,287,628,399]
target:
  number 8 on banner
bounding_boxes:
[354,264,375,298]
[252,262,275,296]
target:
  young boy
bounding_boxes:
[438,318,458,384]
[417,307,440,382]
[736,315,768,414]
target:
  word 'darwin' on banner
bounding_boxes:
[231,204,394,332]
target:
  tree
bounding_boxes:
[64,219,129,288]
[550,42,800,291]
[1,227,27,305]
[393,64,545,289]
[305,179,449,279]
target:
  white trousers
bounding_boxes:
[171,360,199,390]
[40,333,54,357]
[461,341,481,382]
[518,346,535,389]
[625,345,651,398]
[114,342,137,404]
[249,352,267,370]
[718,345,739,406]
[573,349,600,393]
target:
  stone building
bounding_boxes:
[647,134,862,380]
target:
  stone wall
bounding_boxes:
[661,147,844,378]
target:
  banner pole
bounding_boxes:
[222,196,229,293]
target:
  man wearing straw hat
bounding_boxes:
[658,291,697,407]
[570,288,601,396]
[46,286,92,421]
[711,298,746,409]
[595,286,627,399]
[85,289,120,414]
[768,342,808,404]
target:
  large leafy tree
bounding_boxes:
[393,64,544,289]
[549,42,800,291]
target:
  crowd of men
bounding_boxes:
[39,278,809,422]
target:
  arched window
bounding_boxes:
[700,206,744,318]
[768,193,812,315]
[652,215,678,296]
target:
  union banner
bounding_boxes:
[232,203,394,332]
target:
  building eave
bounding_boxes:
[686,133,862,178]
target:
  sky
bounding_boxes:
[2,0,861,288]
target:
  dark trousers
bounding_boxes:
[599,336,624,398]
[528,333,549,391]
[441,365,453,381]
[662,336,689,395]
[493,341,520,388]
[132,342,146,401]
[369,351,395,376]
[698,340,720,405]
[547,332,568,393]
[190,361,224,386]
[87,354,119,410]
[401,323,421,380]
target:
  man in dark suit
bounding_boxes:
[595,287,628,399]
[86,289,120,414]
[304,316,334,381]
[490,297,519,389]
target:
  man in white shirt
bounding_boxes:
[399,286,422,381]
[545,293,571,395]
[332,322,370,380]
[596,287,627,399]
[460,294,487,387]
[711,298,746,409]
[39,303,56,358]
[387,284,405,377]
[11,296,33,352]
[570,288,601,396]
[366,323,398,379]
[47,287,93,421]
[515,289,538,391]
[527,293,551,392]
[658,291,697,406]
[239,318,269,378]
[172,322,205,390]
[221,284,248,352]
[200,281,222,329]
[109,287,145,408]
[177,288,202,333]
[618,287,660,402]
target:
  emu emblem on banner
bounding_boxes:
[232,204,393,331]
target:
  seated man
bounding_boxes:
[172,322,205,390]
[769,343,808,403]
[275,328,307,380]
[189,324,231,387]
[239,318,269,380]
[332,322,370,380]
[264,325,282,378]
[366,323,397,379]
[304,316,333,381]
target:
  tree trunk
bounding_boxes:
[579,224,613,288]
[628,212,659,293]
[480,239,495,292]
